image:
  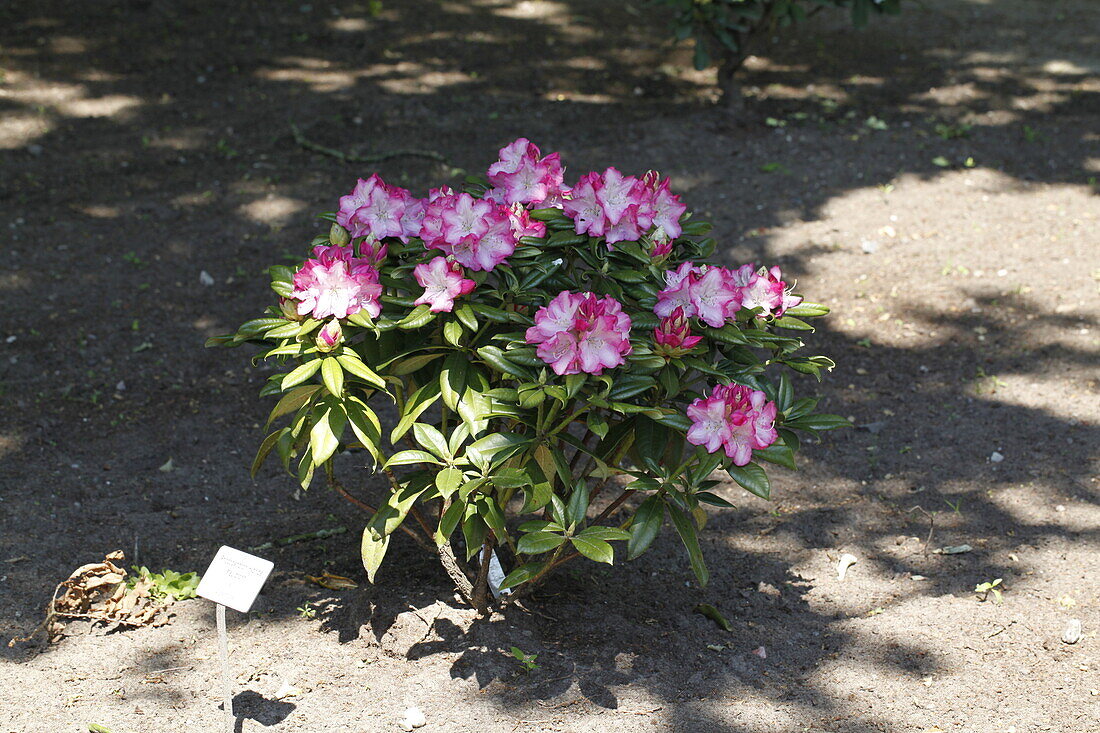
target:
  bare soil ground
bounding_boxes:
[1,1,1097,731]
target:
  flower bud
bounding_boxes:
[649,237,673,261]
[653,306,702,357]
[315,319,343,352]
[279,297,304,321]
[329,222,350,246]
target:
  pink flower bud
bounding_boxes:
[653,306,702,356]
[315,319,343,352]
[649,238,673,260]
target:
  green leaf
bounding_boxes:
[435,499,465,547]
[461,513,489,562]
[345,398,384,467]
[398,304,435,330]
[570,535,614,564]
[384,449,441,468]
[251,429,286,478]
[467,433,531,467]
[476,495,507,536]
[576,526,631,542]
[390,380,442,444]
[667,501,708,586]
[774,316,814,331]
[776,373,793,412]
[335,353,387,390]
[281,359,322,389]
[492,467,532,489]
[439,353,469,411]
[443,320,464,347]
[454,303,478,331]
[786,413,852,432]
[587,411,609,440]
[412,423,450,460]
[726,461,771,500]
[498,562,545,591]
[361,526,390,583]
[627,496,664,560]
[566,480,590,526]
[517,531,567,555]
[693,603,732,632]
[477,345,536,380]
[388,352,445,376]
[754,442,797,470]
[434,467,463,498]
[321,357,344,397]
[265,384,321,429]
[309,406,345,465]
[784,301,829,318]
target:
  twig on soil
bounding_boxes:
[907,504,937,555]
[248,526,347,553]
[986,620,1016,639]
[290,122,449,166]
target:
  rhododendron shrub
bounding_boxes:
[208,139,847,612]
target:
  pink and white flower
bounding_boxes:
[561,168,685,246]
[686,384,778,465]
[419,192,517,272]
[654,262,740,327]
[337,175,422,243]
[732,264,802,318]
[413,256,476,313]
[525,291,632,375]
[486,138,566,207]
[290,246,383,320]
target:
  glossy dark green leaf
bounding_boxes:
[726,461,771,500]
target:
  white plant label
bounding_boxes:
[196,545,274,613]
[487,549,511,598]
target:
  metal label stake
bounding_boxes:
[216,603,234,729]
[197,546,275,732]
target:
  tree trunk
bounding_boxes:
[437,542,476,606]
[717,54,748,113]
[470,539,494,616]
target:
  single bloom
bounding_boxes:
[685,384,779,465]
[290,246,382,320]
[413,256,476,313]
[526,291,632,375]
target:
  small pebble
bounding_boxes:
[1062,618,1081,645]
[399,707,426,730]
[990,451,1004,463]
[860,238,880,254]
[751,646,767,659]
[199,270,215,286]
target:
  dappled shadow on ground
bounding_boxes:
[0,0,1096,730]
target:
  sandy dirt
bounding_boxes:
[1,1,1097,731]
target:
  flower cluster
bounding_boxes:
[686,384,778,466]
[420,192,518,272]
[655,262,801,328]
[413,256,476,313]
[526,291,633,375]
[336,174,422,243]
[562,168,686,245]
[290,245,382,320]
[486,138,566,208]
